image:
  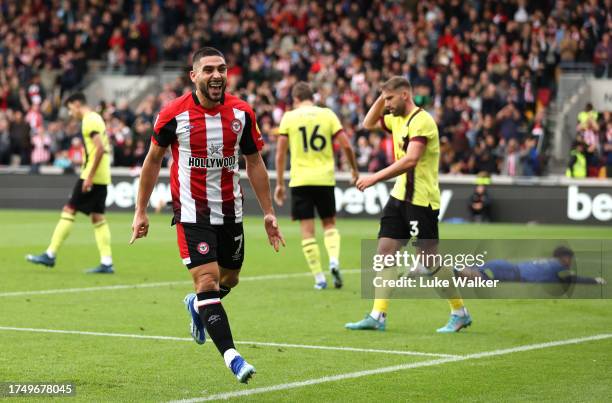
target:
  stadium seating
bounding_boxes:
[0,1,610,177]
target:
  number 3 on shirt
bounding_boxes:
[409,220,419,237]
[299,125,326,152]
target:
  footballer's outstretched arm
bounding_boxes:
[356,140,425,191]
[558,270,606,285]
[362,95,386,130]
[244,151,285,251]
[130,142,166,243]
[274,135,289,205]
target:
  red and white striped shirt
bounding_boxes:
[31,133,51,164]
[153,91,264,225]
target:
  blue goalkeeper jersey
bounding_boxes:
[479,259,568,283]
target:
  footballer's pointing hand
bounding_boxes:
[356,175,377,191]
[130,212,149,244]
[274,184,286,206]
[264,213,285,252]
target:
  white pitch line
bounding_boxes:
[0,269,361,298]
[0,281,190,297]
[170,333,612,402]
[0,326,190,341]
[230,340,458,358]
[0,326,455,358]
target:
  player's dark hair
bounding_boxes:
[291,82,314,102]
[381,76,412,92]
[553,246,574,258]
[64,92,87,106]
[192,47,225,68]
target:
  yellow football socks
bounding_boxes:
[302,238,323,282]
[370,264,398,320]
[46,211,75,256]
[94,220,112,264]
[323,228,341,267]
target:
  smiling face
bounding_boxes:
[190,55,227,105]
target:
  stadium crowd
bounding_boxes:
[1,0,611,177]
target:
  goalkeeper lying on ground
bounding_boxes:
[455,246,606,284]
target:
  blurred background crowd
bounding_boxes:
[0,0,611,177]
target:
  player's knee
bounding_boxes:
[377,238,403,257]
[300,219,315,238]
[221,275,239,288]
[377,246,396,257]
[91,213,104,224]
[322,217,336,229]
[62,205,76,215]
[193,271,219,292]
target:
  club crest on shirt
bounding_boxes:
[231,118,243,134]
[197,242,209,255]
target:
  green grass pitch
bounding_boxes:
[0,209,611,402]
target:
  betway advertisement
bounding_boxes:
[0,173,610,225]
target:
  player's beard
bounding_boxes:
[199,79,226,103]
[391,103,406,116]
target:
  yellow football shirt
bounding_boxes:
[278,105,342,187]
[381,108,440,209]
[80,111,111,185]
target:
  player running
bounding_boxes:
[345,76,471,333]
[130,47,284,384]
[26,93,114,274]
[274,82,358,290]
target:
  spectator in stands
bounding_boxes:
[579,122,603,177]
[58,52,82,94]
[593,32,612,78]
[108,27,126,54]
[367,133,389,173]
[9,110,31,166]
[501,138,522,176]
[67,137,83,167]
[497,102,523,141]
[1,0,609,178]
[113,99,136,127]
[114,137,134,167]
[125,48,144,76]
[26,104,44,131]
[522,136,541,177]
[578,103,598,129]
[604,119,612,178]
[30,127,51,173]
[107,44,127,73]
[560,26,580,64]
[135,95,157,123]
[0,117,11,165]
[53,150,73,172]
[132,139,147,167]
[469,138,499,175]
[566,140,587,178]
[356,136,373,172]
[47,121,68,151]
[469,184,492,222]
